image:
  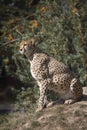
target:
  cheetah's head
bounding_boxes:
[19,38,38,55]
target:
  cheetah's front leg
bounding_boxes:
[36,80,48,112]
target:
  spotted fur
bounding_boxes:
[19,39,83,112]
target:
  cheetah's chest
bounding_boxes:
[30,63,40,80]
[30,60,45,80]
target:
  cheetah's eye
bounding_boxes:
[24,44,27,46]
[30,41,32,44]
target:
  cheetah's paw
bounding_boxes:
[64,99,75,104]
[36,107,43,112]
[46,101,55,108]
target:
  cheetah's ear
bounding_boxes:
[31,38,40,45]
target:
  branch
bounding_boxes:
[16,29,23,37]
[0,36,30,48]
[0,38,20,48]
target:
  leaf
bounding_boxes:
[30,20,39,28]
[8,19,15,25]
[8,18,21,25]
[40,7,47,13]
[8,34,14,41]
[72,7,79,16]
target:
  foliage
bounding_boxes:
[0,0,87,110]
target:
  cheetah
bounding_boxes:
[19,38,83,112]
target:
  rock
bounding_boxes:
[83,86,87,95]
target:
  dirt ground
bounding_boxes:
[0,87,87,130]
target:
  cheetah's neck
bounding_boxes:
[26,46,43,61]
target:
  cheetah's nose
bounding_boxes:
[19,49,24,54]
[20,49,22,51]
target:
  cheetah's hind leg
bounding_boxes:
[64,78,82,105]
